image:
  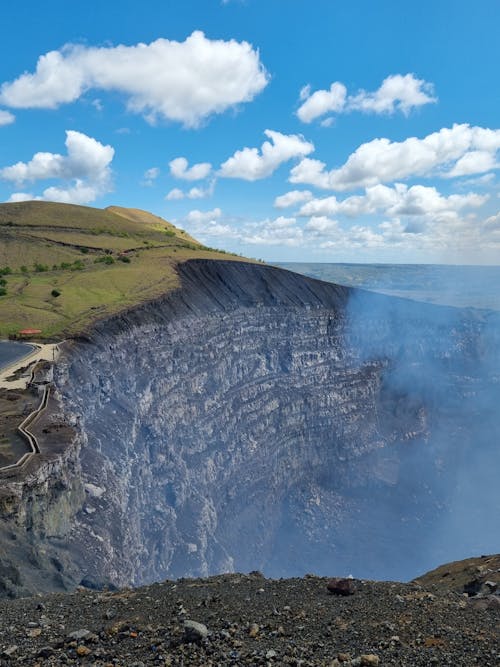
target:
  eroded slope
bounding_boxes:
[47,260,500,589]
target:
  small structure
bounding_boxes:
[18,328,42,337]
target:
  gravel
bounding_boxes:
[0,571,498,665]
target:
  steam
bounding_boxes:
[344,287,500,577]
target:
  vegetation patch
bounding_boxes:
[0,201,250,338]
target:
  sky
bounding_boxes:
[0,0,499,264]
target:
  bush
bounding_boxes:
[94,255,115,265]
[0,278,6,286]
[51,289,61,298]
[118,255,131,263]
[0,266,12,275]
[34,263,49,272]
[0,287,6,296]
[20,265,28,273]
[80,247,89,254]
[164,229,176,237]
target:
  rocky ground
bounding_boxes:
[0,558,498,666]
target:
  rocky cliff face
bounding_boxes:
[2,260,499,595]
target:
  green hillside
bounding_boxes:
[0,201,240,339]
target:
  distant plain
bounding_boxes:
[277,262,500,311]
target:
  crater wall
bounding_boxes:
[1,259,498,596]
[54,260,500,586]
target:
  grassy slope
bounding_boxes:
[0,201,246,339]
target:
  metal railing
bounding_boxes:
[0,384,51,474]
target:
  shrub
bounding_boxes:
[51,289,61,298]
[0,287,6,296]
[118,255,131,263]
[34,263,49,272]
[80,247,89,254]
[94,255,115,265]
[0,266,12,275]
[20,265,28,273]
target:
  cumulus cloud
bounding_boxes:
[446,151,498,178]
[0,130,114,204]
[274,189,313,208]
[290,124,500,191]
[348,74,437,115]
[0,31,269,127]
[165,188,184,201]
[165,180,215,201]
[242,216,303,246]
[180,208,304,247]
[297,82,347,123]
[297,73,436,124]
[186,184,214,199]
[142,166,159,186]
[298,183,487,219]
[177,194,499,258]
[219,129,314,181]
[0,110,14,126]
[304,216,340,234]
[185,207,222,224]
[169,156,212,181]
[7,192,33,202]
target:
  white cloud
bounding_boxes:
[180,209,304,247]
[0,110,14,126]
[446,151,498,178]
[304,216,340,234]
[484,211,500,230]
[169,156,212,180]
[297,73,436,124]
[144,167,159,179]
[165,188,184,201]
[165,180,215,201]
[298,183,487,219]
[290,124,500,191]
[0,130,114,204]
[40,180,107,205]
[7,192,32,202]
[142,166,159,186]
[219,129,314,180]
[459,173,495,188]
[243,216,303,246]
[348,74,436,115]
[289,158,330,189]
[185,207,222,224]
[297,82,346,123]
[186,184,214,199]
[177,194,500,258]
[274,189,313,208]
[0,31,269,127]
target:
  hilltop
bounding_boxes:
[0,201,242,339]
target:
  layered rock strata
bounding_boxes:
[1,260,499,595]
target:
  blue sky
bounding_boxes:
[1,0,499,263]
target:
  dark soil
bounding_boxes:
[0,567,498,666]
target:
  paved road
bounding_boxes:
[0,341,36,372]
